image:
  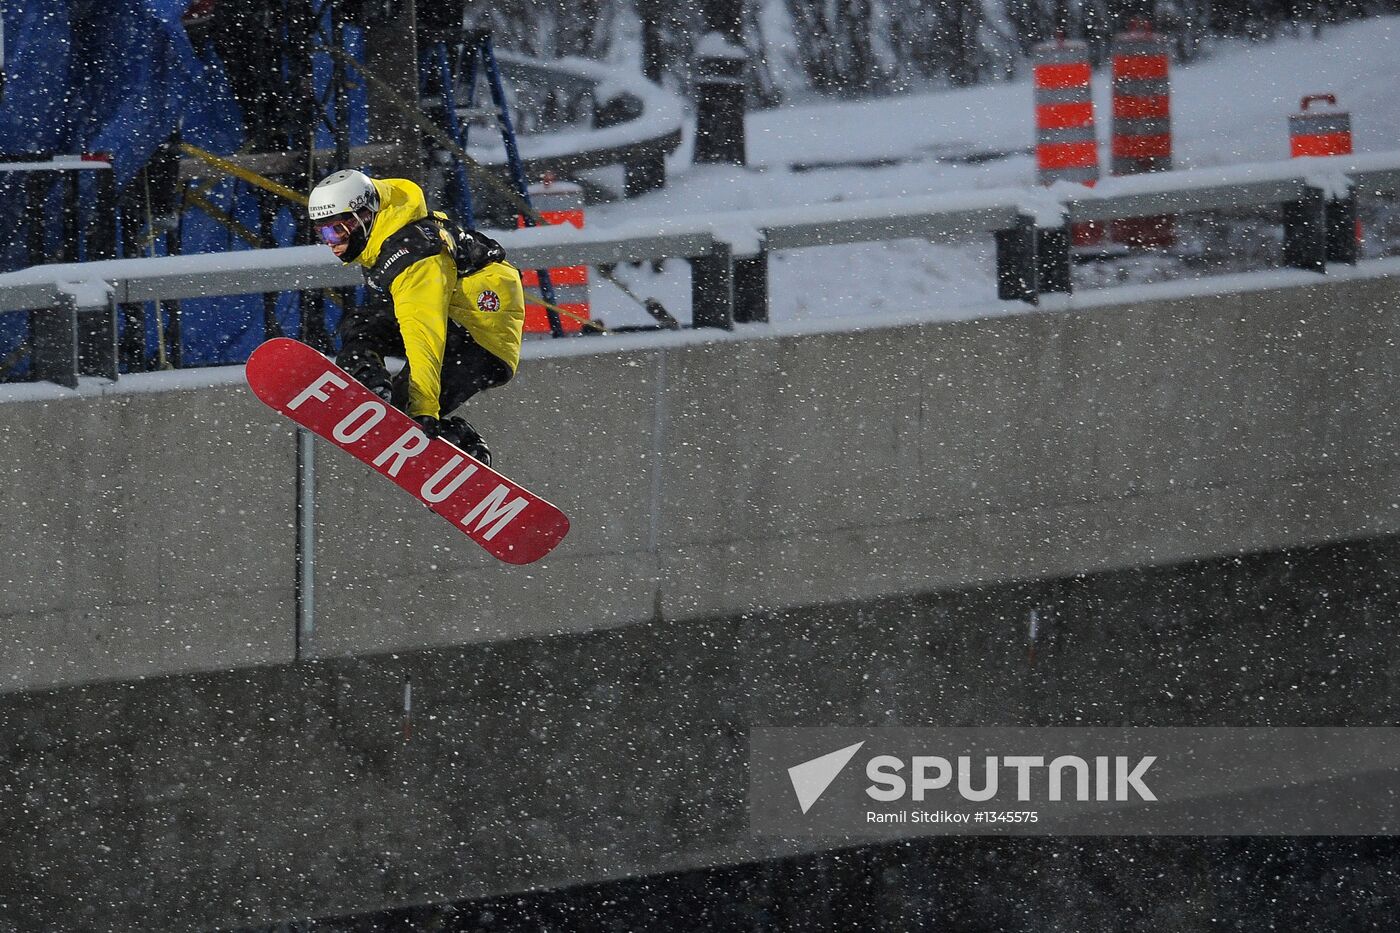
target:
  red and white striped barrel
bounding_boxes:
[1290,94,1352,157]
[1110,20,1174,247]
[1033,39,1099,187]
[1033,38,1103,246]
[518,179,591,334]
[1110,21,1171,175]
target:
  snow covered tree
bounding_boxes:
[785,0,880,93]
[887,0,989,86]
[462,0,620,60]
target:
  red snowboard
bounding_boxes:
[246,337,569,564]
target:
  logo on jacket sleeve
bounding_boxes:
[477,289,501,312]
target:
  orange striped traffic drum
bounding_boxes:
[1033,38,1102,245]
[518,179,591,334]
[1034,39,1099,187]
[1110,20,1174,247]
[1290,94,1352,157]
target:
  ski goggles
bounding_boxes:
[314,216,358,246]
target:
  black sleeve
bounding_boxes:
[364,220,445,297]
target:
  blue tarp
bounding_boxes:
[1,2,368,371]
[0,0,239,185]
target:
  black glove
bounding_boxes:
[454,228,506,274]
[412,415,441,437]
[338,349,394,403]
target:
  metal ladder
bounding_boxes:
[427,29,564,338]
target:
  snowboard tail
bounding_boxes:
[246,337,568,564]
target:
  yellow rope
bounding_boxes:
[179,142,309,206]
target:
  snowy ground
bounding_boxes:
[571,17,1400,331]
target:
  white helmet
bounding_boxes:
[308,169,379,221]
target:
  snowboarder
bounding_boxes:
[307,169,524,465]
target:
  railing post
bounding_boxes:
[31,291,80,389]
[78,165,119,380]
[690,241,735,329]
[25,171,46,265]
[1326,193,1358,265]
[1037,226,1073,294]
[1282,185,1327,273]
[995,215,1039,304]
[78,293,120,382]
[734,244,769,324]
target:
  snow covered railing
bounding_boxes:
[1053,154,1393,221]
[3,150,1399,386]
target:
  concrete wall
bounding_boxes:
[3,533,1399,930]
[0,384,295,689]
[1,268,1398,692]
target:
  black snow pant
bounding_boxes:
[336,304,511,416]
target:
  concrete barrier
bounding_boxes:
[1,264,1398,693]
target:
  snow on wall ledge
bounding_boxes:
[1,264,1398,693]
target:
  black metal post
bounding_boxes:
[1036,226,1072,295]
[163,177,186,368]
[288,0,325,350]
[639,0,664,84]
[995,215,1039,304]
[330,0,351,172]
[694,0,747,165]
[86,166,118,261]
[61,171,80,262]
[734,250,769,323]
[117,165,148,371]
[25,171,45,264]
[1282,185,1327,273]
[0,5,7,103]
[294,425,317,662]
[1325,193,1358,265]
[691,242,736,330]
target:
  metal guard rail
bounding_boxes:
[2,150,1398,387]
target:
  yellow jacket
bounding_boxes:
[354,177,524,419]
